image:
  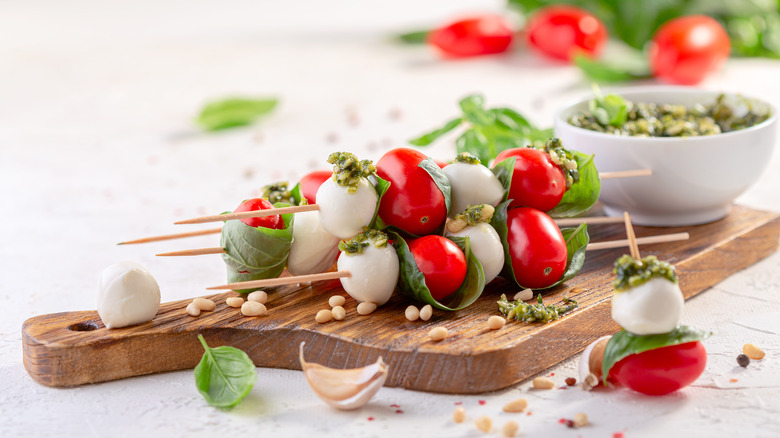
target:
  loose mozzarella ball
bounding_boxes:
[443,162,504,215]
[316,177,378,239]
[337,245,399,305]
[446,222,504,283]
[97,261,161,329]
[611,277,684,335]
[287,210,340,276]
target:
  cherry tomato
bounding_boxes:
[299,170,332,204]
[649,15,731,85]
[610,341,707,396]
[526,6,608,61]
[428,15,514,58]
[233,198,283,229]
[493,147,565,211]
[376,148,448,236]
[408,235,467,301]
[505,207,567,289]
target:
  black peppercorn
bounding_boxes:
[737,353,750,367]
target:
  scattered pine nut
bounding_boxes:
[573,412,588,428]
[328,295,346,308]
[429,326,448,341]
[475,416,492,433]
[315,309,333,323]
[743,343,765,360]
[532,377,555,389]
[193,297,216,311]
[453,406,466,423]
[502,421,519,437]
[502,398,528,413]
[487,315,506,330]
[186,302,201,317]
[405,305,420,321]
[247,291,268,304]
[419,304,433,321]
[514,289,533,301]
[225,296,244,308]
[357,302,377,315]
[241,301,267,317]
[331,306,346,321]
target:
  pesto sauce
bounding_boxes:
[454,152,481,165]
[612,255,678,292]
[536,138,579,188]
[262,181,295,205]
[452,204,490,227]
[327,152,376,193]
[497,293,578,323]
[338,229,389,254]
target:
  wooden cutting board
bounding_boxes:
[22,205,780,394]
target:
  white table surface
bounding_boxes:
[2,1,780,436]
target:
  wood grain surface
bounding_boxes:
[22,205,780,394]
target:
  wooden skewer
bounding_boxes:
[118,227,222,245]
[586,232,689,251]
[206,270,351,290]
[156,247,226,257]
[554,216,624,227]
[599,169,652,180]
[623,212,641,259]
[175,204,319,225]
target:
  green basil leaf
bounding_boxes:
[491,156,516,200]
[369,174,391,229]
[489,108,534,133]
[396,29,430,44]
[196,97,278,131]
[409,117,463,146]
[290,183,304,206]
[602,326,713,384]
[220,203,294,293]
[418,157,452,216]
[528,127,554,143]
[194,335,257,408]
[456,128,494,164]
[459,95,494,126]
[391,232,485,311]
[556,223,589,285]
[548,151,601,218]
[574,53,652,83]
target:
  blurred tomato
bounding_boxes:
[299,170,331,204]
[526,6,607,61]
[428,15,514,57]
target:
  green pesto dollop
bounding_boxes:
[261,181,295,205]
[534,138,579,188]
[612,255,678,292]
[452,204,492,226]
[338,228,388,255]
[327,152,376,193]
[497,293,578,323]
[454,152,481,165]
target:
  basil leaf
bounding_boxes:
[456,128,493,164]
[290,183,304,206]
[409,117,463,146]
[220,203,294,293]
[490,108,534,133]
[602,326,713,384]
[397,29,430,44]
[194,335,257,408]
[369,174,391,229]
[489,200,519,286]
[196,97,278,131]
[491,156,516,200]
[548,151,601,218]
[574,53,652,83]
[392,232,486,311]
[459,95,494,126]
[418,157,452,216]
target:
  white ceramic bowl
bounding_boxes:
[554,87,777,226]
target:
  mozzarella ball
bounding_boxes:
[337,244,399,305]
[97,261,161,329]
[443,162,504,215]
[446,222,504,283]
[611,277,684,335]
[287,210,340,276]
[316,177,378,239]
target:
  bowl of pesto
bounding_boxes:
[554,86,777,226]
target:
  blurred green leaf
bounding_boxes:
[197,97,278,131]
[397,29,431,44]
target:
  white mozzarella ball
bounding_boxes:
[287,210,340,276]
[443,162,505,215]
[611,277,684,335]
[446,222,504,283]
[316,177,378,239]
[337,245,399,305]
[97,261,161,329]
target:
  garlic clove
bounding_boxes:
[578,335,611,391]
[299,342,388,410]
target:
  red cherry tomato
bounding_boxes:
[376,148,448,236]
[649,15,731,85]
[408,235,467,301]
[428,15,514,58]
[610,341,707,396]
[494,147,565,211]
[505,207,567,289]
[525,6,608,61]
[233,198,283,229]
[299,170,332,204]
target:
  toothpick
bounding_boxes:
[206,270,351,290]
[156,247,226,257]
[554,216,624,227]
[599,169,652,180]
[118,227,222,245]
[175,204,319,225]
[586,232,689,251]
[623,212,641,259]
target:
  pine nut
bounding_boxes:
[226,296,244,308]
[502,421,519,437]
[532,376,555,389]
[315,309,333,323]
[357,302,377,315]
[743,343,765,360]
[405,305,420,321]
[453,406,466,423]
[487,315,506,330]
[419,304,433,321]
[573,412,588,428]
[474,416,492,433]
[502,398,528,413]
[514,289,533,301]
[186,302,201,317]
[329,295,346,308]
[241,301,267,317]
[247,291,268,304]
[331,306,346,321]
[193,297,216,311]
[429,326,448,341]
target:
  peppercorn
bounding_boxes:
[737,353,750,368]
[565,377,577,386]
